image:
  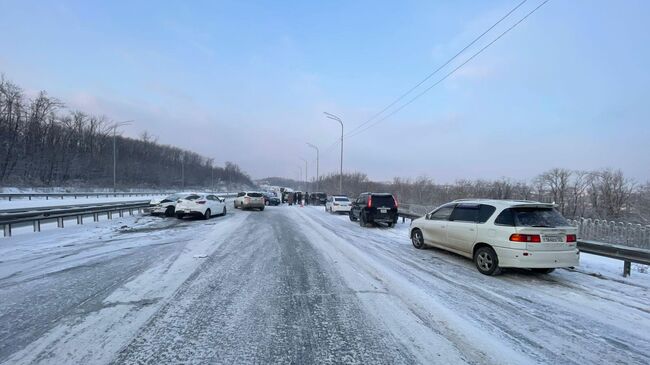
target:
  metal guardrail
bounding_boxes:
[0,192,170,201]
[0,192,240,237]
[397,210,649,277]
[1,201,152,237]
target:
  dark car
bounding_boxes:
[349,192,398,227]
[263,192,281,206]
[309,192,327,206]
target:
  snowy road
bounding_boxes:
[0,205,648,364]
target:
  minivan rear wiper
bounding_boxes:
[531,224,553,228]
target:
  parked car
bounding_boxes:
[409,199,579,276]
[263,192,281,206]
[149,193,189,217]
[309,192,327,205]
[325,195,352,213]
[175,193,227,219]
[349,193,398,227]
[234,191,265,210]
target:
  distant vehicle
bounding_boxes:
[349,193,398,227]
[409,199,580,276]
[234,191,265,210]
[175,193,226,219]
[263,192,281,206]
[325,195,352,213]
[149,193,189,217]
[309,192,327,205]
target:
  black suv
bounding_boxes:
[309,192,327,205]
[349,193,398,227]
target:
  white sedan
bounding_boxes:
[175,193,227,219]
[325,196,352,213]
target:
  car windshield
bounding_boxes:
[371,195,395,207]
[513,207,569,227]
[248,192,263,197]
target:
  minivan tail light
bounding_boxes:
[367,195,372,208]
[196,200,206,204]
[566,234,577,242]
[509,234,541,243]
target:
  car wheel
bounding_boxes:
[175,213,184,219]
[203,209,211,220]
[411,229,424,249]
[259,206,265,211]
[265,200,269,206]
[531,268,555,274]
[387,222,394,228]
[359,212,366,227]
[349,211,358,221]
[164,206,175,217]
[474,246,502,276]
[222,207,227,216]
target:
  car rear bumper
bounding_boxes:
[331,205,351,212]
[495,246,580,268]
[240,202,264,208]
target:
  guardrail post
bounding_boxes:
[57,217,64,228]
[77,215,83,225]
[33,220,40,232]
[108,211,112,220]
[93,213,99,222]
[3,224,10,237]
[623,260,631,277]
[129,208,133,216]
[119,210,123,218]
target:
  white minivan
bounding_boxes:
[409,199,579,275]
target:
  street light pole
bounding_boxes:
[324,112,344,194]
[111,121,132,192]
[299,157,308,192]
[307,142,319,192]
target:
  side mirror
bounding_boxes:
[425,213,431,220]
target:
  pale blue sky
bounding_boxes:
[1,0,649,182]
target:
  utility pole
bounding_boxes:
[324,112,344,194]
[307,142,319,192]
[111,121,132,192]
[181,153,185,189]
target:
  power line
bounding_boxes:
[344,0,529,137]
[345,0,550,140]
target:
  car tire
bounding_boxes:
[349,211,358,221]
[203,209,211,220]
[359,212,366,227]
[387,222,394,228]
[259,206,265,211]
[411,229,424,249]
[531,268,555,274]
[265,200,269,206]
[474,246,502,276]
[164,206,175,217]
[175,213,184,219]
[221,207,227,216]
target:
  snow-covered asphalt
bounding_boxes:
[0,204,648,364]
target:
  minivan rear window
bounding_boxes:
[334,197,349,202]
[185,195,201,200]
[237,192,246,197]
[371,195,395,207]
[248,192,263,197]
[495,207,568,227]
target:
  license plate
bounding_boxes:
[380,209,387,214]
[544,235,564,243]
